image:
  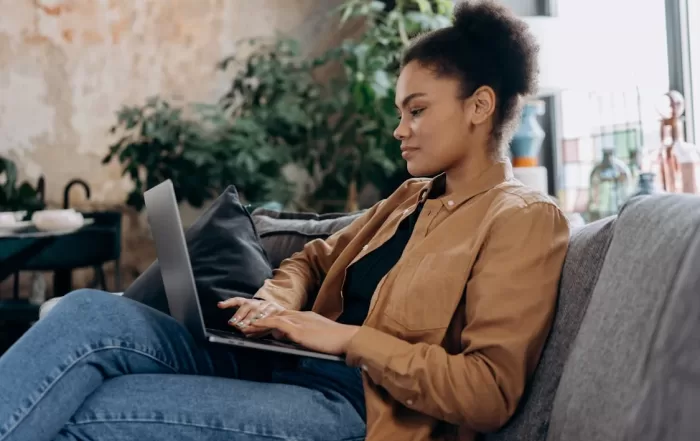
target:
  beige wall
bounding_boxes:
[0,0,349,295]
[0,0,345,208]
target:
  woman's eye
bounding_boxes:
[410,108,425,117]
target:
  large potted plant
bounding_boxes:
[219,0,453,212]
[102,97,292,211]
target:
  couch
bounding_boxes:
[39,192,700,440]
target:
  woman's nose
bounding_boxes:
[393,118,410,141]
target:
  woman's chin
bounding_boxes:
[406,161,437,178]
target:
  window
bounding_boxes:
[689,0,700,142]
[556,0,670,213]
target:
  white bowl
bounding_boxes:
[0,212,17,226]
[32,209,84,232]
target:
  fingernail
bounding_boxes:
[228,317,237,325]
[238,321,249,328]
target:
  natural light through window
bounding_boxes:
[555,0,670,213]
[689,0,700,142]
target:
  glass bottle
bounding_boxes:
[630,172,659,198]
[587,148,633,222]
[628,148,641,192]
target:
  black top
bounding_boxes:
[337,203,424,326]
[286,202,425,421]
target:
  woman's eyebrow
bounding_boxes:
[395,92,427,109]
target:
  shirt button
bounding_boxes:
[447,200,455,207]
[406,399,414,405]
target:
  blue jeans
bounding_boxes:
[0,289,366,441]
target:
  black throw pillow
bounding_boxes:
[123,185,273,330]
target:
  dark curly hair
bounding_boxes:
[401,0,539,156]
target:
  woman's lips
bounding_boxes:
[401,145,419,159]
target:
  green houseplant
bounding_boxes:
[103,97,292,211]
[0,156,44,213]
[333,0,453,197]
[104,0,453,214]
[220,0,453,212]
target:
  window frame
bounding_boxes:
[665,0,695,143]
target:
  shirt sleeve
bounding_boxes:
[253,200,385,310]
[344,202,570,432]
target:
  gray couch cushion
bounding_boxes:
[623,203,700,440]
[486,217,616,441]
[547,194,700,441]
[251,209,363,269]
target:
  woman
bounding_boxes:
[0,2,569,440]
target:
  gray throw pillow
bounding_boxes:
[251,208,364,269]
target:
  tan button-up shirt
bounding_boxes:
[256,161,570,441]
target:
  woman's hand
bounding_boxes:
[217,297,286,338]
[249,311,360,355]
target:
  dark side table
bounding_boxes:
[0,211,122,324]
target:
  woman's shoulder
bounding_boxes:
[494,179,559,208]
[482,180,567,229]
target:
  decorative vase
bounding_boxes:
[586,148,633,222]
[653,90,700,193]
[630,172,659,198]
[510,100,546,167]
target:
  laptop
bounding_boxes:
[143,179,344,362]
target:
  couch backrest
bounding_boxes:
[546,193,700,441]
[485,216,616,441]
[253,198,700,440]
[251,208,363,268]
[622,198,700,441]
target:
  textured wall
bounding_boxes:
[0,0,345,207]
[0,0,350,296]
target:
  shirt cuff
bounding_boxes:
[345,325,412,375]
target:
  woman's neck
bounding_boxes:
[444,151,499,196]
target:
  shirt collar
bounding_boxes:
[418,161,514,211]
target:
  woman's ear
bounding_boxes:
[469,86,497,125]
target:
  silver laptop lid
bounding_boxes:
[143,179,207,340]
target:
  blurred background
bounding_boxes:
[0,0,698,302]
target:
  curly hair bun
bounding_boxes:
[452,0,539,96]
[401,0,540,146]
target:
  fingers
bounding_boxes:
[222,299,274,331]
[217,297,254,309]
[237,305,274,336]
[251,315,297,339]
[228,302,256,329]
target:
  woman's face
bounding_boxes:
[393,61,494,177]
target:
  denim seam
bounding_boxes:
[65,418,364,441]
[66,419,293,440]
[0,343,179,441]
